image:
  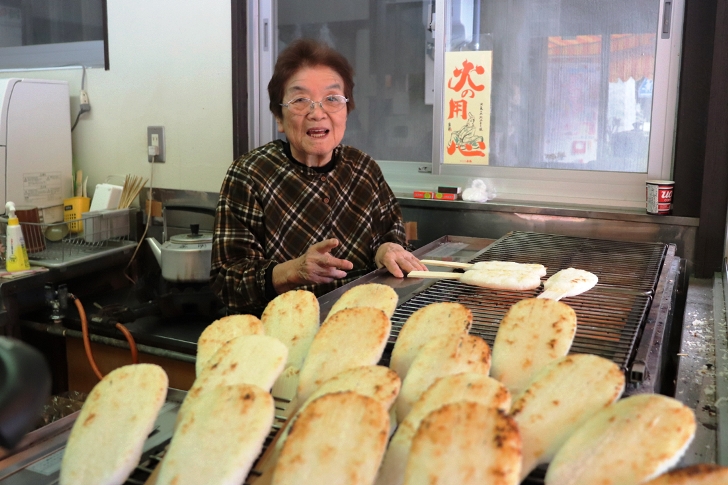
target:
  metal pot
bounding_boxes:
[146,204,215,283]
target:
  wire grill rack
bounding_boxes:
[390,231,666,374]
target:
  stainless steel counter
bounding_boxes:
[674,276,722,465]
[398,196,699,266]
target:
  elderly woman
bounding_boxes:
[211,38,427,314]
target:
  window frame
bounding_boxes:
[247,0,685,208]
[427,0,684,207]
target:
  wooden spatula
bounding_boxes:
[537,268,598,301]
[407,269,542,291]
[421,259,547,276]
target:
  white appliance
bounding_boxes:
[0,78,73,223]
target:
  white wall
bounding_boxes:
[2,0,233,198]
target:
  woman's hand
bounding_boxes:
[375,242,428,278]
[272,238,354,293]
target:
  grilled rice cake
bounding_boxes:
[257,366,400,481]
[390,302,472,381]
[545,394,697,485]
[194,334,287,392]
[179,334,286,424]
[271,365,301,403]
[470,260,547,276]
[304,365,401,412]
[491,298,577,395]
[327,283,399,319]
[297,307,391,403]
[272,391,390,485]
[510,354,625,480]
[459,267,543,290]
[376,373,510,485]
[261,290,320,369]
[403,402,521,485]
[157,384,274,485]
[276,365,401,456]
[539,267,598,300]
[642,464,728,485]
[195,314,264,375]
[60,364,168,485]
[395,333,491,422]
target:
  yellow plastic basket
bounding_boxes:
[63,197,90,233]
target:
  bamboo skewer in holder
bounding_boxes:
[118,175,148,209]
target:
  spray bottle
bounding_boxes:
[5,202,30,272]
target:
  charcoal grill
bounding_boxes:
[386,231,670,386]
[0,231,682,484]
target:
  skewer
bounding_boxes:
[420,259,547,276]
[118,175,148,209]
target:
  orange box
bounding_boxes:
[413,191,435,199]
[434,192,457,201]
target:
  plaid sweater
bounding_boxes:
[211,140,406,314]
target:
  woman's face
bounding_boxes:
[276,65,348,167]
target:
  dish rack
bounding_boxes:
[1,209,138,268]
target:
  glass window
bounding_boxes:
[0,0,106,70]
[271,0,434,163]
[443,0,659,173]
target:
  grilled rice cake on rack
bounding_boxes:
[491,298,577,396]
[395,333,491,422]
[60,364,168,485]
[261,290,320,370]
[272,391,390,485]
[276,365,400,453]
[403,402,521,485]
[389,302,472,381]
[156,384,274,485]
[178,334,287,425]
[407,268,543,290]
[545,394,697,485]
[376,373,510,485]
[297,307,391,403]
[326,283,399,319]
[261,290,321,400]
[195,314,264,375]
[538,267,598,301]
[510,354,625,480]
[642,464,728,485]
[252,366,401,482]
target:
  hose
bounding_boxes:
[70,293,139,381]
[115,322,139,364]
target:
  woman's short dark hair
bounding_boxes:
[268,38,355,120]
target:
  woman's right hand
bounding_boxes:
[272,238,354,294]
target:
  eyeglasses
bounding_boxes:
[280,95,348,115]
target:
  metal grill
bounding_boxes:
[475,231,666,293]
[390,231,665,373]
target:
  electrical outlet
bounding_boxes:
[147,126,166,163]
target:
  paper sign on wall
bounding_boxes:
[443,50,493,165]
